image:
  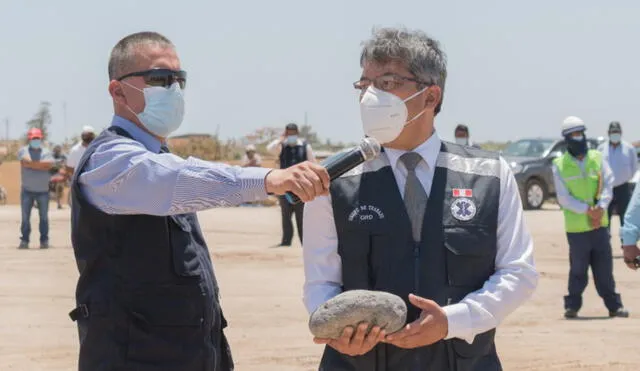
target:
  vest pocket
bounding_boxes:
[125,284,206,365]
[169,214,203,277]
[450,330,501,371]
[444,226,495,288]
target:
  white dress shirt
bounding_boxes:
[66,142,87,170]
[551,153,614,214]
[598,141,638,187]
[302,132,538,344]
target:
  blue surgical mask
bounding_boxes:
[123,82,185,137]
[286,135,299,145]
[29,139,42,149]
[609,133,621,143]
[455,137,469,146]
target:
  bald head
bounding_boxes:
[108,31,174,80]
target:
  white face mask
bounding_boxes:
[123,82,185,137]
[455,137,469,146]
[360,86,428,144]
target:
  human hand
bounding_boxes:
[20,153,31,162]
[587,206,603,228]
[265,161,329,202]
[313,323,385,356]
[622,245,640,270]
[384,294,448,349]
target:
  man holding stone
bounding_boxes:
[302,27,538,370]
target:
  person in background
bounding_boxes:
[242,144,262,167]
[18,128,54,249]
[453,123,481,148]
[50,145,67,209]
[598,121,638,231]
[551,116,628,319]
[66,126,96,177]
[267,123,316,246]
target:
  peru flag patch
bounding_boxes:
[452,188,473,198]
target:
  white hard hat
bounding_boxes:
[561,116,586,136]
[82,125,96,134]
[245,144,256,151]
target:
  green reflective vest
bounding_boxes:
[553,150,609,233]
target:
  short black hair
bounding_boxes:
[454,123,469,134]
[285,123,299,131]
[108,31,174,80]
[608,121,622,132]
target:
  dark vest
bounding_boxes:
[279,141,307,168]
[69,127,233,371]
[321,142,501,371]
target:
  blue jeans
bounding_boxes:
[20,189,49,244]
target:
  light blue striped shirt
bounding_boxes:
[78,116,271,215]
[598,141,638,187]
[622,181,640,246]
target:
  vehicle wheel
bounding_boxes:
[524,179,546,210]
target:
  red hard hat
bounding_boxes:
[27,128,43,140]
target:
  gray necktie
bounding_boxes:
[400,152,428,242]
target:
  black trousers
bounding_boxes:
[279,196,304,245]
[607,183,632,229]
[564,227,623,312]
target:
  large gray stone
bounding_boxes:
[308,290,407,339]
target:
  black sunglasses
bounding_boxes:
[117,68,187,89]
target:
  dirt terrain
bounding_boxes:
[1,203,640,370]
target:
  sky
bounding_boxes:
[0,1,639,145]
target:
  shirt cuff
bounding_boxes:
[621,228,639,246]
[237,166,271,202]
[443,303,473,344]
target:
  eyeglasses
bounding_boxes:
[353,74,430,92]
[117,68,187,89]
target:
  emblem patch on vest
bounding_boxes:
[451,198,477,221]
[348,204,385,222]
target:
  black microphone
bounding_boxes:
[284,137,381,205]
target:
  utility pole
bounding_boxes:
[4,118,8,141]
[304,111,308,127]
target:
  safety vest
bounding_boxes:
[553,150,609,233]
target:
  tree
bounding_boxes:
[25,101,52,139]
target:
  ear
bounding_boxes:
[425,86,442,110]
[108,80,127,105]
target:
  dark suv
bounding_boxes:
[502,138,603,210]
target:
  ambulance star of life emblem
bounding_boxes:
[451,189,476,221]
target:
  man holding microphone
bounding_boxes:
[69,31,328,371]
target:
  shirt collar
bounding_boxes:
[384,132,441,172]
[111,115,162,153]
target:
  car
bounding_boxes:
[502,137,602,210]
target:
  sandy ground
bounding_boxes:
[1,203,640,371]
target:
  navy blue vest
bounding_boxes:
[69,127,233,371]
[279,141,307,169]
[321,142,501,371]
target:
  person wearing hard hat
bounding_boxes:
[551,116,628,319]
[242,144,262,167]
[65,126,97,178]
[17,127,55,249]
